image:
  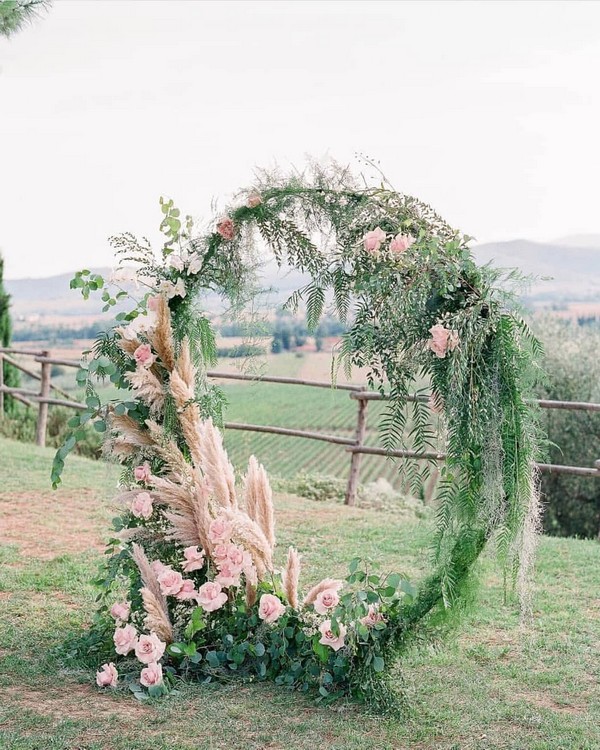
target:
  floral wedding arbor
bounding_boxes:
[56,164,543,710]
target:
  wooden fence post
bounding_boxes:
[0,352,4,417]
[345,392,368,506]
[35,350,51,447]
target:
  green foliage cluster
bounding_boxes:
[0,403,102,459]
[534,319,600,538]
[12,321,109,343]
[0,0,50,37]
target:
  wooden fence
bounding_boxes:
[1,346,600,505]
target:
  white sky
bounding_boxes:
[2,0,600,279]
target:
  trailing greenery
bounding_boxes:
[0,0,51,37]
[54,161,543,709]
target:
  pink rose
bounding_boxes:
[174,578,197,600]
[208,516,233,544]
[212,543,229,564]
[151,559,168,577]
[363,227,386,254]
[197,581,228,613]
[216,217,235,240]
[225,543,244,571]
[428,324,459,359]
[389,233,416,254]
[181,546,205,573]
[131,492,153,520]
[110,601,130,622]
[246,192,262,208]
[96,662,118,688]
[134,462,152,484]
[318,619,347,651]
[313,588,340,615]
[157,567,184,596]
[133,343,155,368]
[135,633,166,664]
[360,605,386,628]
[140,661,163,688]
[258,594,286,623]
[215,562,241,588]
[113,623,138,656]
[147,295,160,312]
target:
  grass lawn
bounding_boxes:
[0,435,599,749]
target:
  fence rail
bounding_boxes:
[1,348,600,504]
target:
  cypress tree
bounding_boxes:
[0,253,19,413]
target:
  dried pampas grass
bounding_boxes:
[223,507,273,579]
[144,420,190,480]
[149,295,175,372]
[198,419,237,509]
[243,456,275,550]
[282,546,301,609]
[140,588,173,643]
[131,543,173,642]
[114,329,141,356]
[110,414,154,448]
[126,368,165,412]
[245,580,257,608]
[162,469,212,551]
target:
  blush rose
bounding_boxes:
[113,624,137,655]
[181,545,205,573]
[313,588,340,615]
[96,662,118,688]
[197,581,228,613]
[258,594,286,623]
[318,620,347,651]
[134,462,152,484]
[140,661,163,688]
[130,492,153,520]
[389,233,416,253]
[133,343,155,368]
[110,601,131,622]
[157,567,184,596]
[216,217,235,240]
[135,633,166,664]
[363,227,386,254]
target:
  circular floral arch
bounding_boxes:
[60,163,542,709]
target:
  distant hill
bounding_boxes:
[5,260,309,324]
[5,236,599,324]
[472,236,600,302]
[551,234,600,249]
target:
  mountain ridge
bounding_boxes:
[5,236,599,321]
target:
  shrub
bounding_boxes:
[0,404,102,460]
[534,318,600,538]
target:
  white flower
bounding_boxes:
[159,279,187,299]
[121,311,157,340]
[168,253,185,272]
[186,254,203,275]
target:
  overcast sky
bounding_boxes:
[1,0,600,279]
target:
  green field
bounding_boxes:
[43,350,438,494]
[1,436,600,749]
